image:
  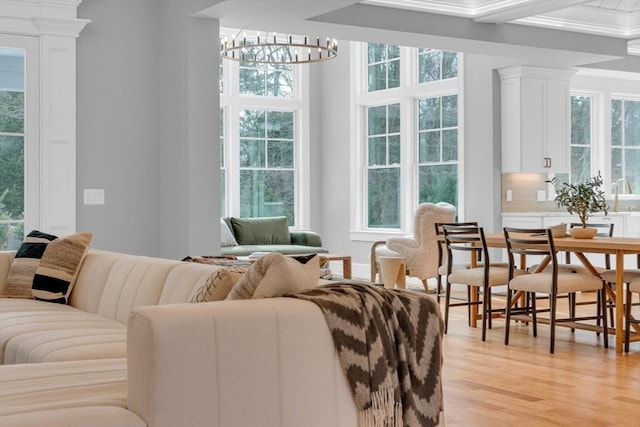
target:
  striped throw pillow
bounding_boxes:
[2,230,59,298]
[32,232,93,304]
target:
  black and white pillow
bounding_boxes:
[1,230,58,299]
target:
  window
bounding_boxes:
[0,47,24,249]
[417,95,458,206]
[556,95,593,186]
[611,98,640,191]
[219,108,226,217]
[354,42,461,235]
[367,43,400,92]
[565,72,640,199]
[239,109,295,222]
[418,48,457,83]
[220,28,308,227]
[367,103,401,228]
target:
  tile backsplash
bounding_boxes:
[501,173,637,213]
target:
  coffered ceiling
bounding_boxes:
[201,0,640,69]
[364,0,640,41]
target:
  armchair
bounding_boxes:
[370,202,456,292]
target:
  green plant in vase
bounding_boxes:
[547,172,609,238]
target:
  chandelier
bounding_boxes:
[220,31,338,65]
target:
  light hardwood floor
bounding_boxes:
[436,292,640,426]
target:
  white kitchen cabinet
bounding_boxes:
[498,66,575,173]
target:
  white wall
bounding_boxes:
[77,0,219,258]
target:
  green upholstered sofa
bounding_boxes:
[220,216,328,257]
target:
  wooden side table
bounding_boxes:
[318,254,352,279]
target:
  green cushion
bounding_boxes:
[230,216,291,245]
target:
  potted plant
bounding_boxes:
[546,172,609,239]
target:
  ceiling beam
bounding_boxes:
[474,0,592,24]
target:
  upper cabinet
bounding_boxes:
[499,66,575,173]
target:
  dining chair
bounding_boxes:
[434,221,479,303]
[563,223,616,328]
[443,223,522,341]
[370,202,456,292]
[503,227,609,354]
[625,278,640,352]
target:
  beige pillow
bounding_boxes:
[2,230,59,299]
[225,253,319,300]
[31,232,93,304]
[189,266,246,303]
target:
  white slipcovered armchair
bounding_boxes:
[370,202,456,292]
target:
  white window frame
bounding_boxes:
[0,1,89,237]
[0,35,39,238]
[350,42,463,241]
[570,69,640,201]
[219,35,311,229]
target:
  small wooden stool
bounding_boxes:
[378,256,406,289]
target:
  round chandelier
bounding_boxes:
[220,31,338,65]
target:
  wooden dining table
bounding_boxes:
[483,233,640,353]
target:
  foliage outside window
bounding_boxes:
[220,29,303,227]
[611,98,640,192]
[367,103,401,228]
[239,61,293,98]
[418,49,457,83]
[358,42,460,232]
[0,47,25,250]
[239,109,295,223]
[555,95,593,186]
[367,43,400,92]
[417,95,458,206]
[219,108,226,217]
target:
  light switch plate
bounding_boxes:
[505,189,512,202]
[537,190,546,202]
[84,189,105,205]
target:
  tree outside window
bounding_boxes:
[417,95,458,206]
[418,49,457,83]
[611,99,640,192]
[239,109,295,224]
[367,43,400,92]
[0,47,25,250]
[239,61,293,98]
[367,103,401,228]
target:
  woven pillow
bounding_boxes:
[189,266,247,303]
[1,230,59,298]
[225,253,319,300]
[220,218,238,247]
[31,232,93,304]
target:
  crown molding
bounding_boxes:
[0,0,89,37]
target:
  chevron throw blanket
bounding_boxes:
[291,283,444,427]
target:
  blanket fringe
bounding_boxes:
[357,388,403,427]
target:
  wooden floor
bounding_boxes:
[433,291,640,426]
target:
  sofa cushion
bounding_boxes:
[230,216,291,245]
[0,359,131,420]
[226,253,319,300]
[32,232,93,304]
[1,230,58,299]
[220,218,239,247]
[189,266,246,303]
[0,308,126,364]
[220,245,328,257]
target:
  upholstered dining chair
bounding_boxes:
[625,278,640,352]
[434,221,479,303]
[442,223,522,341]
[442,224,520,341]
[503,227,609,354]
[563,223,615,327]
[370,202,456,292]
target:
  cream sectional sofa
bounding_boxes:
[0,249,222,364]
[0,249,444,426]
